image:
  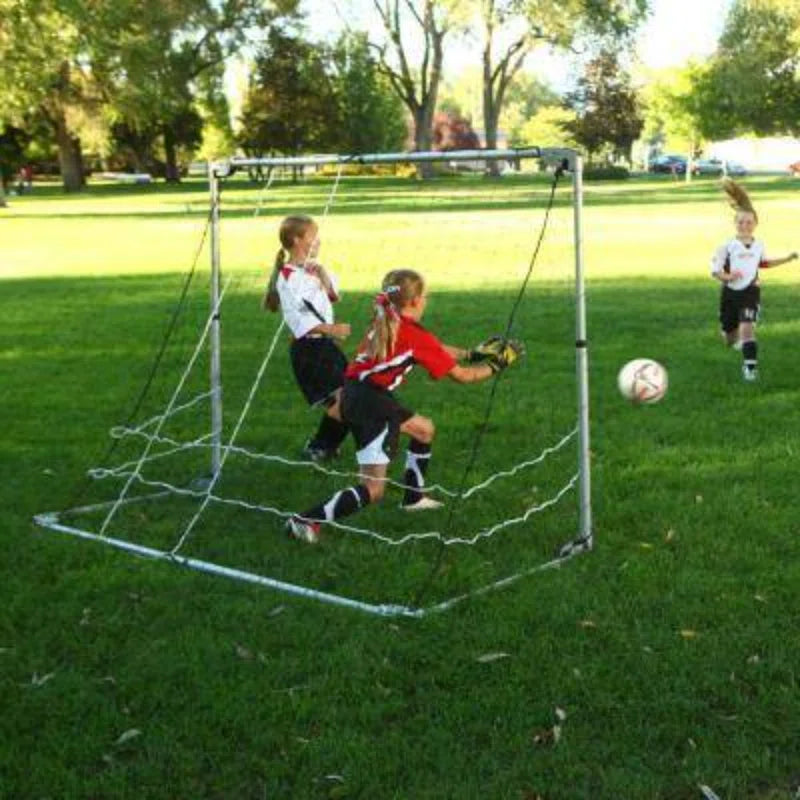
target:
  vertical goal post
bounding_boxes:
[34,145,592,617]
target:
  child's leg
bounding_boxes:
[398,415,439,509]
[298,463,386,524]
[305,391,349,459]
[739,320,758,377]
[722,326,739,347]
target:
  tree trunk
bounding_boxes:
[163,125,181,183]
[54,110,84,192]
[482,50,500,177]
[412,106,436,179]
[0,178,7,208]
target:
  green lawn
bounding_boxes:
[2,172,799,799]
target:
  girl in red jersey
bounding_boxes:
[711,180,797,381]
[263,215,352,460]
[286,268,523,543]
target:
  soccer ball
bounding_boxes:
[617,358,668,404]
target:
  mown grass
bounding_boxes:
[2,172,800,799]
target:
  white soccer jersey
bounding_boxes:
[710,238,767,291]
[276,263,339,339]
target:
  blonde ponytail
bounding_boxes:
[722,178,758,222]
[364,269,425,360]
[262,248,284,312]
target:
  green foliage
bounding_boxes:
[515,105,579,149]
[639,63,709,155]
[582,164,630,180]
[500,73,562,145]
[563,50,644,164]
[328,32,408,154]
[238,28,335,157]
[692,0,800,138]
[0,124,30,185]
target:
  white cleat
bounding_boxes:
[742,365,758,382]
[401,496,444,512]
[285,516,321,544]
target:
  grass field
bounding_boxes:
[2,171,800,799]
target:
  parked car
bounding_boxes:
[725,161,747,176]
[692,158,724,176]
[649,154,687,174]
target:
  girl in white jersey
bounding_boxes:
[263,215,351,459]
[710,180,797,381]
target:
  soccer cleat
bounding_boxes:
[401,496,444,511]
[285,516,321,544]
[301,441,339,463]
[742,365,758,382]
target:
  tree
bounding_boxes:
[0,0,299,190]
[367,0,467,175]
[562,50,644,164]
[472,0,649,172]
[238,29,336,160]
[0,125,30,199]
[499,72,560,146]
[517,105,578,149]
[328,32,408,154]
[691,0,800,138]
[432,110,480,149]
[0,0,98,191]
[639,63,710,176]
[105,0,299,182]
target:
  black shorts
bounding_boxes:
[290,337,347,407]
[719,283,760,333]
[341,379,414,465]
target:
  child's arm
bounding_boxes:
[448,363,495,384]
[713,269,743,284]
[442,344,469,361]
[710,243,742,283]
[761,252,799,269]
[306,262,339,301]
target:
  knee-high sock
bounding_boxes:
[309,414,349,451]
[742,339,758,369]
[403,439,432,506]
[302,484,370,523]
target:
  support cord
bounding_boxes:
[412,164,566,607]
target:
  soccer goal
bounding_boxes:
[34,146,591,617]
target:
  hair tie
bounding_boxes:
[374,291,399,320]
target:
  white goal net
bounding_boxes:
[34,147,591,617]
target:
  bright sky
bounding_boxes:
[636,0,734,70]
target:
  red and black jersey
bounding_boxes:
[345,314,456,391]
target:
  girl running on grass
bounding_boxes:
[285,268,523,544]
[263,214,351,461]
[710,179,797,381]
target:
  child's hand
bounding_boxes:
[331,323,351,340]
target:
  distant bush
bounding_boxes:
[583,165,630,180]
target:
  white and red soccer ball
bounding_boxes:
[617,358,668,404]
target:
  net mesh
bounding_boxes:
[37,151,589,615]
